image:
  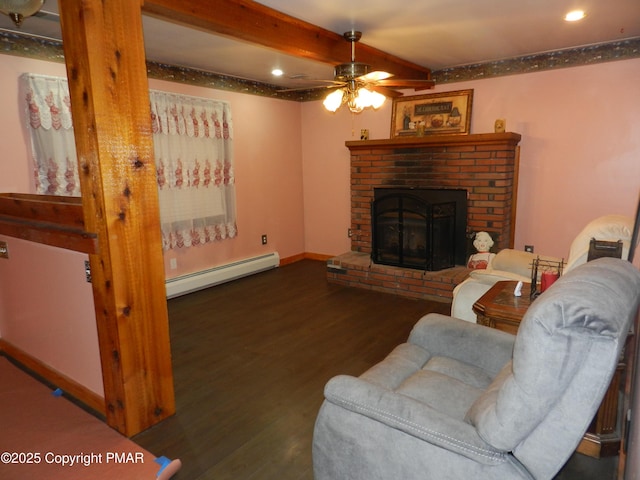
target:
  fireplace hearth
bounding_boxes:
[372,188,467,271]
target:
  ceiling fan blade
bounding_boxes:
[277,83,344,93]
[358,70,393,82]
[305,79,347,85]
[375,79,436,91]
[368,85,403,98]
[34,9,60,21]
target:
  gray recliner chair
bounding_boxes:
[313,258,640,480]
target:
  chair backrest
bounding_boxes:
[565,214,633,271]
[466,258,640,479]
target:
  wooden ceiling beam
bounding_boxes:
[142,0,432,81]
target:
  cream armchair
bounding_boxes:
[451,214,634,322]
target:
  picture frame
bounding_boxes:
[390,89,473,138]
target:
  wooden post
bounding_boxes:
[58,0,175,436]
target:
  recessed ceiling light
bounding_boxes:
[271,68,284,77]
[564,10,586,22]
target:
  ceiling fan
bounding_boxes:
[285,30,435,113]
[0,0,46,27]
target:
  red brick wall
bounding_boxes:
[347,132,522,254]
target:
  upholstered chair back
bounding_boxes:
[466,258,640,479]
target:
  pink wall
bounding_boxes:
[301,58,640,260]
[0,237,102,394]
[301,102,393,256]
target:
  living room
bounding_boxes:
[0,1,639,478]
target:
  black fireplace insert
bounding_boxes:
[371,188,467,271]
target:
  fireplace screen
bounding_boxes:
[372,188,467,271]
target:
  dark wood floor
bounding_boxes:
[132,259,618,480]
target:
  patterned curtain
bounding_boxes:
[22,74,79,196]
[150,90,236,249]
[21,73,237,250]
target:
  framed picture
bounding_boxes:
[390,89,473,138]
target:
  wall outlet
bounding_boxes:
[348,228,353,238]
[169,258,178,270]
[261,234,268,245]
[524,245,534,253]
[0,240,8,259]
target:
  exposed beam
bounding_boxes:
[142,0,432,81]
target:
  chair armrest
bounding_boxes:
[408,313,515,378]
[489,249,537,278]
[489,249,563,279]
[323,375,507,465]
[468,269,531,284]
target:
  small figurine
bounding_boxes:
[467,231,496,270]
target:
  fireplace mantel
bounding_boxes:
[346,132,522,151]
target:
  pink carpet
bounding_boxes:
[0,357,180,479]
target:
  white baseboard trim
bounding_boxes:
[165,252,280,299]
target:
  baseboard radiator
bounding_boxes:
[165,252,280,299]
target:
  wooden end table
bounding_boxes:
[472,280,624,458]
[472,280,530,335]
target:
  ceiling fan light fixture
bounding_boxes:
[355,88,386,110]
[323,89,345,112]
[0,0,45,27]
[323,86,386,114]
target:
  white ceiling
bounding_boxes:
[1,0,639,89]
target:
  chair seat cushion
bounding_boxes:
[361,343,495,421]
[422,356,494,389]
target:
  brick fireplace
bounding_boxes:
[327,132,522,301]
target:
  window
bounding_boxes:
[22,73,237,250]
